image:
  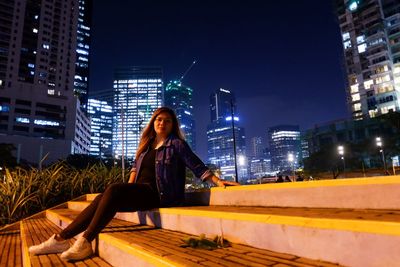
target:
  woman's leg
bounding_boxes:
[80,183,159,242]
[59,193,105,240]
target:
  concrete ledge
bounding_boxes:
[186,176,400,209]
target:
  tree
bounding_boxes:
[0,143,17,168]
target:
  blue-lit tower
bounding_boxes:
[113,67,163,159]
[207,88,247,182]
[165,80,196,151]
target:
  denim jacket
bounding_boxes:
[131,134,213,207]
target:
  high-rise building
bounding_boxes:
[74,0,92,109]
[207,119,247,181]
[335,0,400,119]
[209,88,236,122]
[249,136,264,158]
[0,0,91,165]
[113,67,163,160]
[87,98,113,158]
[268,125,301,172]
[249,158,271,178]
[165,80,196,150]
[207,88,247,182]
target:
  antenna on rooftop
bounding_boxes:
[179,60,196,82]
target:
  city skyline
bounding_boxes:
[89,0,348,160]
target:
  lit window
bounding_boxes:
[356,35,365,44]
[381,105,395,114]
[344,40,351,49]
[0,105,10,112]
[394,66,400,74]
[34,119,59,126]
[342,32,350,41]
[16,117,30,124]
[369,110,377,118]
[33,28,38,33]
[364,80,374,89]
[47,89,55,95]
[42,44,50,49]
[350,83,359,93]
[351,93,360,102]
[348,0,359,11]
[353,103,361,111]
[357,43,367,53]
[28,63,35,68]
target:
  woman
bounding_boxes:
[29,107,239,261]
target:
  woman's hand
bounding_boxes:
[208,175,240,187]
[215,179,240,187]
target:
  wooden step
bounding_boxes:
[0,222,22,267]
[65,201,400,267]
[47,208,341,267]
[20,213,112,267]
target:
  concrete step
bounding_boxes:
[47,208,341,267]
[184,176,400,209]
[65,199,400,267]
[20,212,112,267]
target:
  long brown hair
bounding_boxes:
[135,107,184,160]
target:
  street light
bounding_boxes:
[376,137,387,174]
[288,153,294,181]
[337,145,345,178]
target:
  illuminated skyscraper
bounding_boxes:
[210,88,236,122]
[165,80,195,150]
[113,67,163,159]
[268,125,301,172]
[0,0,91,164]
[335,0,400,119]
[207,88,247,182]
[74,0,92,109]
[87,98,113,158]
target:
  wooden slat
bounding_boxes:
[0,226,22,267]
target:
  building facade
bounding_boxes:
[336,0,400,119]
[0,0,91,165]
[302,115,399,168]
[207,119,247,182]
[268,125,301,172]
[87,98,113,158]
[113,67,163,160]
[74,0,92,109]
[165,80,196,150]
[207,88,247,182]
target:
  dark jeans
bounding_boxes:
[59,183,160,242]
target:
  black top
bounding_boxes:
[136,148,157,191]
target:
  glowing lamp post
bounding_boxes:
[376,137,386,174]
[337,145,345,178]
[288,153,294,181]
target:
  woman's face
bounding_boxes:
[154,112,173,138]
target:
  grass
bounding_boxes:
[0,161,127,227]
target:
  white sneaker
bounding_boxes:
[60,236,93,261]
[29,234,70,255]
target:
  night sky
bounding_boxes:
[90,0,349,160]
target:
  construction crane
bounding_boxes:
[179,60,196,82]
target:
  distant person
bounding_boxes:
[29,107,239,261]
[296,175,304,181]
[276,175,284,183]
[285,175,291,182]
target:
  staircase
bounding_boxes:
[1,175,399,267]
